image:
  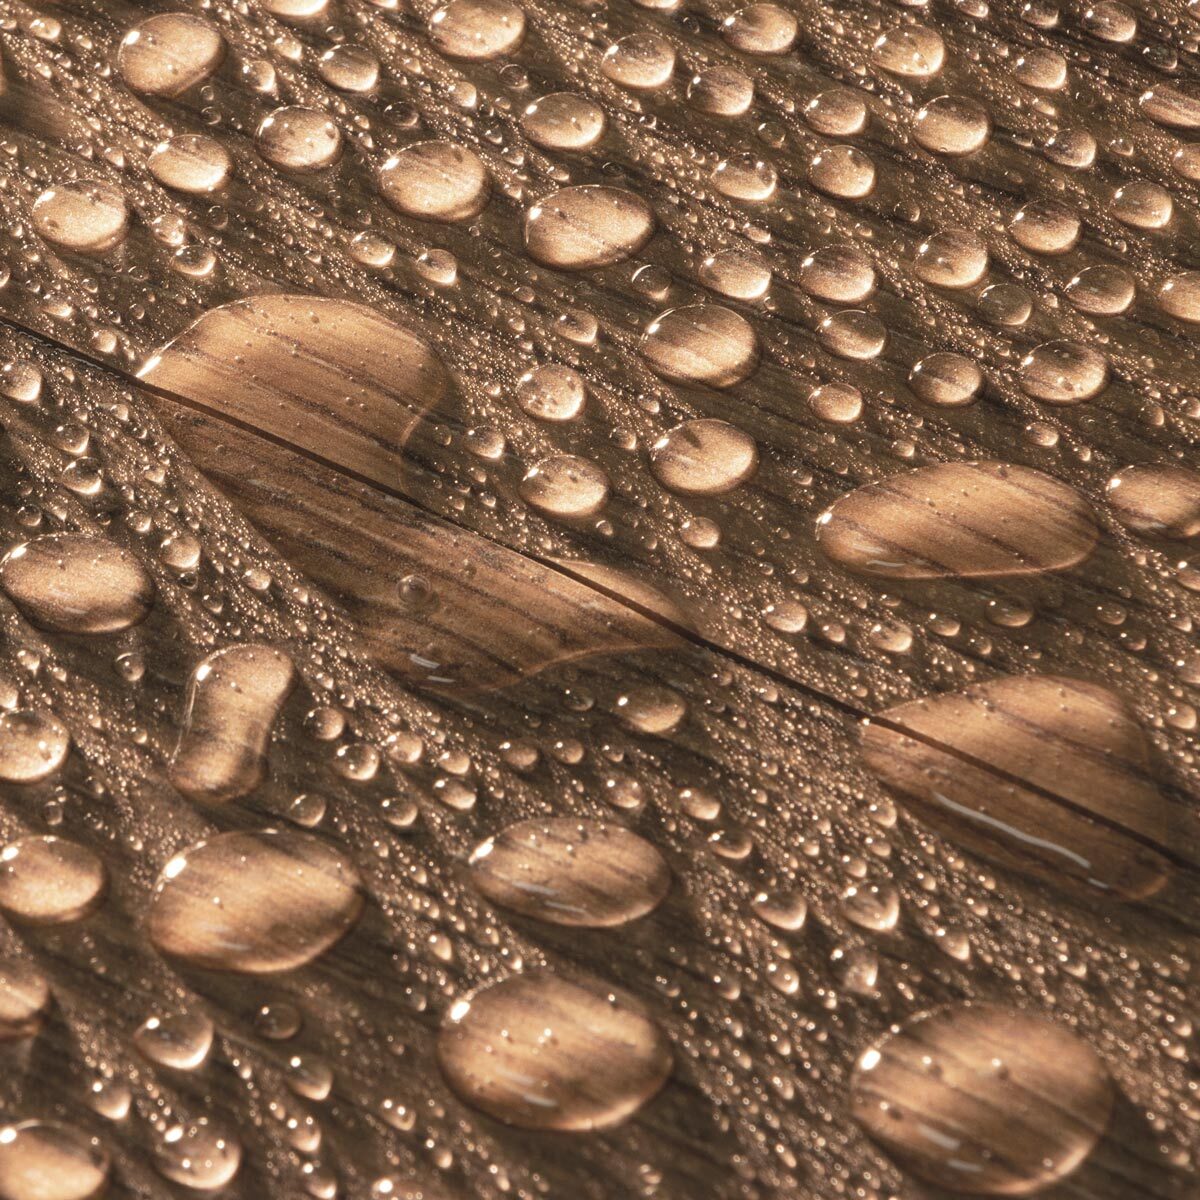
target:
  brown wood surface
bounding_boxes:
[0,0,1195,1197]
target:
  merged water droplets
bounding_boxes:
[147,830,364,973]
[1,533,154,634]
[170,645,296,803]
[437,974,672,1130]
[468,818,670,926]
[523,186,654,271]
[816,463,1099,581]
[853,1007,1113,1195]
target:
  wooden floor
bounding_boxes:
[0,0,1196,1196]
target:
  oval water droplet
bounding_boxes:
[860,675,1170,899]
[0,836,106,926]
[0,711,70,784]
[117,13,225,97]
[1107,465,1200,539]
[852,1006,1113,1195]
[816,462,1098,580]
[378,142,490,223]
[641,306,758,387]
[437,974,672,1130]
[1,533,154,634]
[147,830,364,973]
[469,818,670,926]
[524,186,654,270]
[648,418,758,496]
[0,1120,109,1200]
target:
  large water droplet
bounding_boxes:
[469,818,670,926]
[852,1006,1113,1195]
[523,186,654,270]
[437,974,672,1130]
[0,1121,109,1200]
[32,184,129,255]
[817,462,1098,580]
[648,419,758,496]
[378,142,490,223]
[0,836,106,926]
[117,13,225,97]
[861,675,1170,899]
[429,0,525,60]
[641,306,758,387]
[0,711,70,784]
[1,533,154,634]
[147,830,364,973]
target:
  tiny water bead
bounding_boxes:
[378,142,490,222]
[437,974,673,1130]
[523,186,654,270]
[117,13,225,97]
[255,107,343,172]
[0,711,70,784]
[147,830,364,973]
[0,533,154,634]
[169,645,297,803]
[519,455,610,518]
[0,1120,110,1200]
[648,419,759,496]
[852,1006,1113,1195]
[0,836,106,925]
[817,462,1098,580]
[521,93,606,150]
[861,675,1171,899]
[1107,465,1200,539]
[429,0,526,61]
[31,183,129,254]
[641,306,758,387]
[468,818,670,926]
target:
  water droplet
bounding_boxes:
[1,533,154,634]
[0,836,106,925]
[649,418,758,495]
[430,0,526,60]
[255,106,343,172]
[378,142,490,222]
[1019,341,1108,404]
[148,830,364,973]
[853,1006,1113,1195]
[914,95,991,155]
[0,960,50,1041]
[521,93,606,150]
[817,462,1098,580]
[914,228,988,288]
[1107,465,1200,539]
[0,1120,109,1200]
[155,1119,241,1191]
[908,352,983,407]
[516,365,586,421]
[616,685,686,734]
[437,974,672,1130]
[118,14,225,97]
[641,306,758,387]
[872,25,945,77]
[170,645,297,803]
[32,183,129,255]
[721,4,797,54]
[861,675,1170,899]
[134,1011,214,1070]
[519,455,610,519]
[0,711,70,784]
[149,135,233,195]
[469,818,670,926]
[524,186,654,270]
[600,34,676,90]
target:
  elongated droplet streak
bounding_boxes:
[860,675,1171,899]
[817,462,1099,580]
[147,830,363,973]
[169,645,296,802]
[852,1006,1113,1196]
[437,974,673,1130]
[468,818,671,926]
